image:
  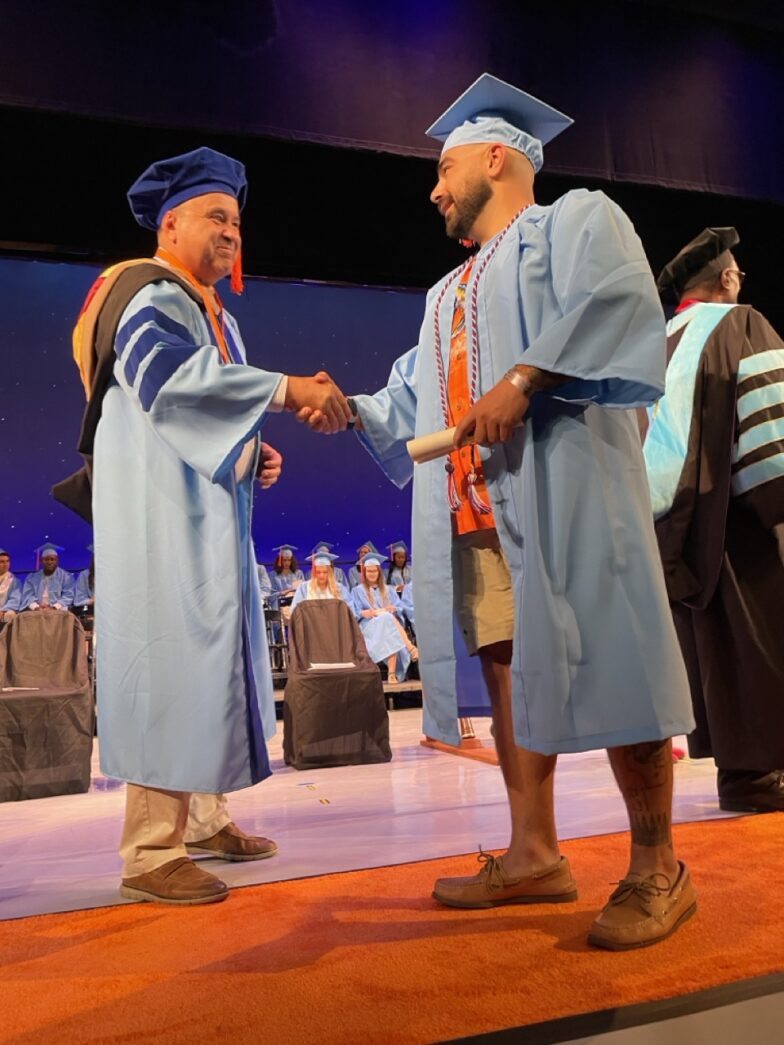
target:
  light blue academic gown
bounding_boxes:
[0,575,22,613]
[347,565,363,589]
[388,565,412,588]
[21,567,75,610]
[93,278,281,793]
[74,569,94,608]
[351,584,411,681]
[399,581,415,629]
[354,189,694,752]
[256,563,273,598]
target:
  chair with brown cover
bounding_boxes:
[0,611,93,801]
[283,599,391,769]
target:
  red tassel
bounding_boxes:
[230,247,244,295]
[459,238,477,250]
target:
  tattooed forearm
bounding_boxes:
[629,812,672,848]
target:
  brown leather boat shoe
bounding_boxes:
[120,857,228,905]
[186,822,278,862]
[588,861,696,951]
[433,850,578,909]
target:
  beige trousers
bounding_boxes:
[119,785,232,877]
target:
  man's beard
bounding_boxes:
[445,177,492,241]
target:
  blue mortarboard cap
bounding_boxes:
[35,542,63,556]
[0,548,8,556]
[311,552,338,567]
[359,552,388,568]
[426,73,573,174]
[273,544,297,556]
[127,147,248,230]
[388,540,409,555]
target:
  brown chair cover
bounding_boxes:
[0,611,93,801]
[283,599,391,769]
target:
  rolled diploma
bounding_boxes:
[407,427,467,464]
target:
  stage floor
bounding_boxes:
[0,709,733,922]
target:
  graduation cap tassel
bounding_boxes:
[466,446,492,515]
[445,459,462,512]
[231,247,244,295]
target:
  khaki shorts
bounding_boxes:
[452,529,515,656]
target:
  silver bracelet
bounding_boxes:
[503,367,533,396]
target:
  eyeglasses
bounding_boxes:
[725,268,746,286]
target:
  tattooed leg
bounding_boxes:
[607,739,679,878]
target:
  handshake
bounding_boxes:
[284,371,357,434]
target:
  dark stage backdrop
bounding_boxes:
[0,258,424,574]
[2,0,782,202]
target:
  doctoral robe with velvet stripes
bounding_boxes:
[643,302,784,769]
[354,190,694,752]
[93,278,282,792]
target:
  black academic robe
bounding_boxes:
[652,305,784,770]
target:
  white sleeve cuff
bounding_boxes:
[268,375,288,413]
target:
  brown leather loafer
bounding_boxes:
[120,857,228,905]
[186,822,278,862]
[588,861,696,950]
[433,850,578,909]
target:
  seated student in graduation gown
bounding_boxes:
[351,553,418,683]
[292,552,351,608]
[347,540,381,588]
[74,546,95,610]
[0,548,22,624]
[306,540,348,588]
[270,544,304,599]
[399,580,415,631]
[21,543,75,611]
[386,540,412,593]
[256,561,273,599]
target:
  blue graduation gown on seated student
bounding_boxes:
[74,569,94,608]
[21,568,75,609]
[400,581,415,629]
[93,278,281,793]
[256,563,273,598]
[347,565,363,589]
[351,583,411,680]
[354,189,694,751]
[388,565,412,588]
[0,575,22,612]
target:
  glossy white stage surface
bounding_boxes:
[0,710,733,922]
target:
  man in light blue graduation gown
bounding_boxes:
[21,543,74,611]
[0,548,22,624]
[89,147,351,905]
[337,75,696,950]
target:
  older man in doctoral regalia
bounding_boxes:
[305,75,698,949]
[75,147,350,905]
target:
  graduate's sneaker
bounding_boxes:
[186,822,278,862]
[432,850,578,909]
[120,857,228,905]
[588,861,696,950]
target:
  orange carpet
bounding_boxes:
[1,815,783,1045]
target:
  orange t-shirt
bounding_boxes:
[447,263,496,535]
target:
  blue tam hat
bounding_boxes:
[359,552,387,569]
[127,147,248,230]
[310,552,338,567]
[426,73,573,174]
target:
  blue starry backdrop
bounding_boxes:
[0,258,425,575]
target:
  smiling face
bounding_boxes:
[393,550,406,568]
[159,191,241,286]
[430,145,493,242]
[364,563,380,585]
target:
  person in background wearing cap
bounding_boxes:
[386,541,411,593]
[292,552,351,607]
[347,541,380,589]
[307,541,349,588]
[69,147,351,906]
[21,544,75,612]
[271,545,305,598]
[645,227,784,815]
[0,549,22,625]
[351,553,418,684]
[256,560,273,600]
[305,73,697,949]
